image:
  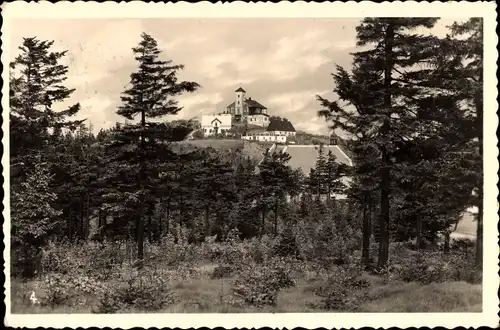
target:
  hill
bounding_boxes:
[178,139,267,163]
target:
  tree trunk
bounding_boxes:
[85,193,90,239]
[204,205,210,237]
[219,212,225,240]
[261,205,267,236]
[147,214,152,243]
[137,103,146,264]
[443,230,451,254]
[158,197,163,238]
[377,23,394,270]
[274,199,279,236]
[378,147,391,269]
[416,214,422,250]
[68,207,73,239]
[80,206,85,241]
[166,199,170,235]
[362,197,371,268]
[474,72,483,269]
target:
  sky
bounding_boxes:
[8,18,459,135]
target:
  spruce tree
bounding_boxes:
[111,32,200,262]
[10,37,84,182]
[318,18,451,268]
[442,18,483,267]
[258,150,297,236]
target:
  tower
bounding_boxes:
[234,87,246,121]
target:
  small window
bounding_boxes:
[238,101,240,105]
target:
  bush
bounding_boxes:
[273,225,300,258]
[94,266,177,313]
[41,273,108,307]
[40,240,128,280]
[392,250,480,284]
[245,235,279,263]
[232,257,296,307]
[211,265,234,279]
[312,263,371,311]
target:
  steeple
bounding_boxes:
[234,87,246,120]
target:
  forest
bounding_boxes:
[9,18,483,313]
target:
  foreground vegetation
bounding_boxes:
[12,226,480,313]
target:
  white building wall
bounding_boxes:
[235,91,245,116]
[247,114,269,127]
[242,134,286,143]
[201,114,232,136]
[269,130,296,136]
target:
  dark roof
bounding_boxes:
[235,87,246,92]
[226,98,267,109]
[245,99,267,109]
[266,118,296,132]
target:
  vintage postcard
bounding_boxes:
[2,1,498,328]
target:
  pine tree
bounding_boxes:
[318,18,453,268]
[111,32,200,262]
[10,37,84,183]
[313,144,328,199]
[258,150,297,236]
[442,18,483,267]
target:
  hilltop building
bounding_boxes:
[266,117,296,136]
[224,87,270,127]
[201,113,232,137]
[242,117,296,143]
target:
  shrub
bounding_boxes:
[93,267,177,313]
[41,273,108,307]
[273,225,300,258]
[393,250,480,284]
[40,241,83,275]
[153,231,201,267]
[232,256,296,307]
[244,235,278,263]
[312,263,371,311]
[40,240,127,280]
[211,265,234,279]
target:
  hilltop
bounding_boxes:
[178,138,268,163]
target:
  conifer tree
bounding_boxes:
[441,18,483,267]
[318,18,451,268]
[11,158,63,277]
[10,37,84,182]
[258,150,297,236]
[110,32,200,261]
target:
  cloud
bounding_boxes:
[8,17,462,136]
[68,20,145,86]
[266,90,329,115]
[78,96,116,131]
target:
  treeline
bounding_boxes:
[10,18,483,278]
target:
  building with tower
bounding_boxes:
[224,87,270,127]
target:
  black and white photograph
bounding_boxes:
[2,1,498,328]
